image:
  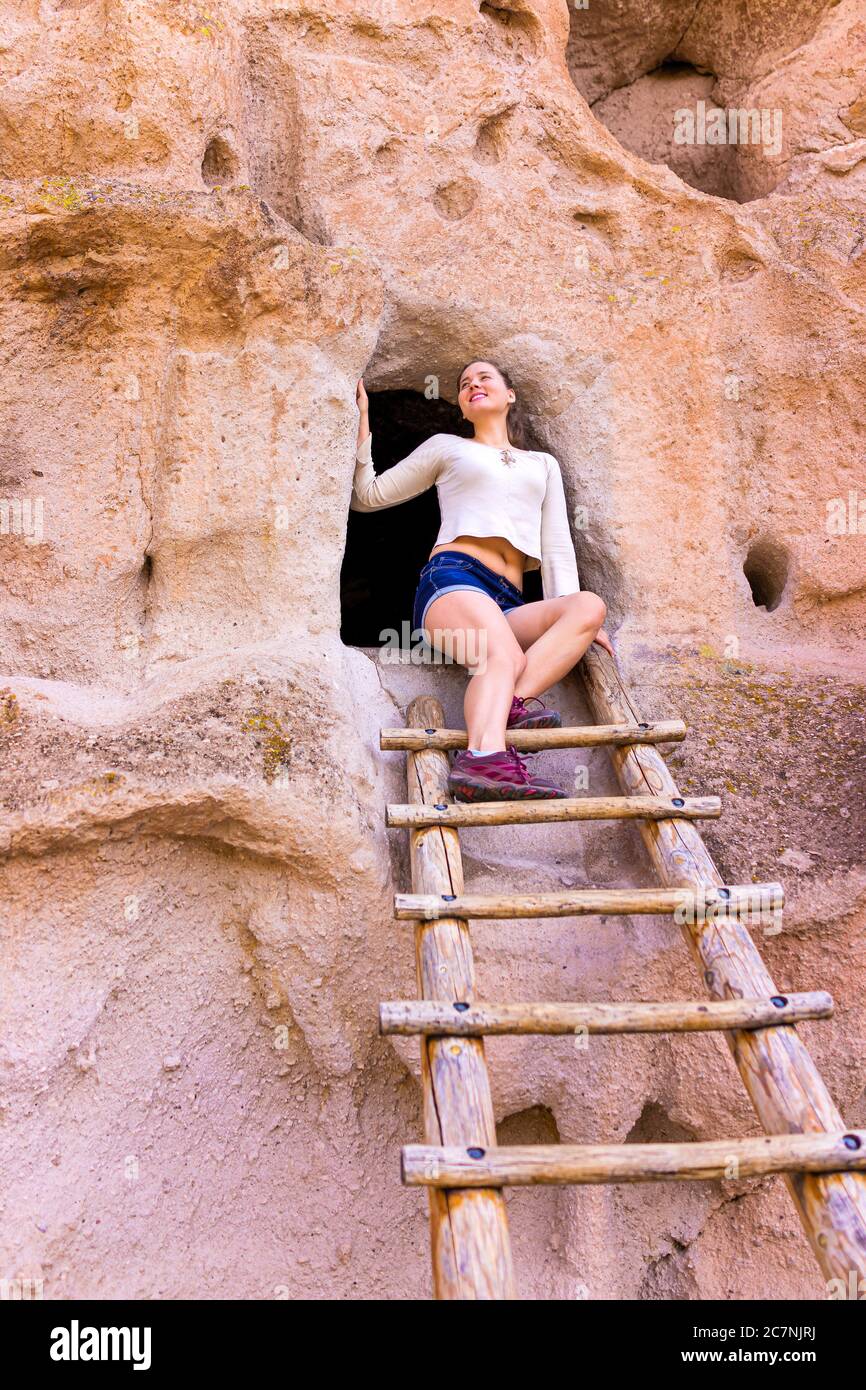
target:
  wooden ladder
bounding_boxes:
[378,647,866,1299]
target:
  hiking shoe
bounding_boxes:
[448,745,568,802]
[506,695,562,730]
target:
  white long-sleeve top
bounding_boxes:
[350,432,581,598]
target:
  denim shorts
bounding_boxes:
[412,549,526,633]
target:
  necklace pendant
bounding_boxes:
[500,448,516,467]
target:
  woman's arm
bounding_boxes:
[356,377,370,454]
[539,453,581,599]
[540,451,614,657]
[350,377,445,512]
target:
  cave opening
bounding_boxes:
[743,537,789,612]
[201,135,238,188]
[586,57,742,202]
[340,387,544,648]
[563,0,796,203]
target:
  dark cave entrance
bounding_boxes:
[563,0,804,203]
[743,537,789,612]
[340,388,543,647]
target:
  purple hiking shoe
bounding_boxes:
[506,695,562,730]
[448,745,568,802]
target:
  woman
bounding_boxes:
[351,360,612,801]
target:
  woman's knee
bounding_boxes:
[494,644,528,679]
[512,646,528,681]
[470,637,526,681]
[564,591,606,632]
[586,592,607,630]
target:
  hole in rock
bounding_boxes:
[201,135,238,188]
[473,109,514,165]
[588,59,747,202]
[480,1,538,42]
[743,537,789,612]
[563,0,815,203]
[625,1101,697,1146]
[478,1,539,53]
[138,553,153,620]
[431,178,477,222]
[497,1104,559,1145]
[340,387,544,648]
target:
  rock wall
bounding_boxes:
[1,0,865,1299]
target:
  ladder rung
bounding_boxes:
[386,794,720,828]
[395,882,783,921]
[380,720,686,751]
[379,992,833,1035]
[402,1131,866,1188]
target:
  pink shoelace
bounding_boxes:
[511,695,547,717]
[505,744,534,782]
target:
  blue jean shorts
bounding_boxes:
[412,549,526,633]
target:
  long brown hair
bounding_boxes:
[455,359,531,451]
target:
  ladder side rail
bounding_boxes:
[578,646,866,1282]
[405,694,515,1300]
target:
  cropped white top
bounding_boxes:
[350,432,581,599]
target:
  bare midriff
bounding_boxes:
[428,534,526,590]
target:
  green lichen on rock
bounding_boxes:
[39,176,84,211]
[242,710,291,783]
[0,688,19,727]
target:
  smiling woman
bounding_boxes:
[350,359,611,802]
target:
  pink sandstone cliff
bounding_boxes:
[1,0,865,1299]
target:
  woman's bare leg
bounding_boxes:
[506,592,607,699]
[423,589,526,752]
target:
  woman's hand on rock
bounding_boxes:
[356,378,369,414]
[592,627,614,657]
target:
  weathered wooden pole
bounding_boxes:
[380,719,687,750]
[395,883,782,921]
[386,792,722,826]
[404,1131,866,1188]
[579,645,866,1282]
[404,694,515,1299]
[381,992,834,1036]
